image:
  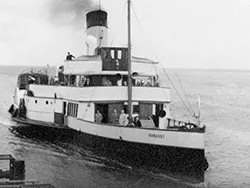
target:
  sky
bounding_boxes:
[1,0,250,69]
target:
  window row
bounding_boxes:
[52,75,160,87]
[100,49,128,60]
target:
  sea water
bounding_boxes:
[0,66,249,188]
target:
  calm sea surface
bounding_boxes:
[0,66,249,188]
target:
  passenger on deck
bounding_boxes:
[111,109,119,124]
[58,65,64,72]
[49,77,55,85]
[58,66,64,85]
[149,115,159,128]
[66,52,75,61]
[54,76,59,85]
[95,110,103,123]
[119,110,128,126]
[107,79,112,86]
[28,76,35,84]
[134,116,142,127]
[137,80,144,86]
[102,77,107,86]
[117,79,122,86]
[155,77,160,87]
[84,78,91,86]
[146,80,152,87]
[79,77,86,87]
[102,77,112,86]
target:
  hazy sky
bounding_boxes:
[1,0,250,69]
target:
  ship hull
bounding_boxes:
[11,117,206,183]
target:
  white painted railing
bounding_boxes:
[29,85,170,103]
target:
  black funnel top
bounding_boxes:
[86,10,108,29]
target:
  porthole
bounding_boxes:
[35,100,37,104]
[46,101,48,105]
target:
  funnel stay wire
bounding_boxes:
[173,72,195,115]
[156,57,196,121]
[130,1,195,120]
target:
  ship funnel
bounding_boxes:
[86,10,108,55]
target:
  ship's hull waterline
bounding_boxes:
[10,116,207,182]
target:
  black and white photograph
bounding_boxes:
[0,0,249,187]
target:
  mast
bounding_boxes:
[127,0,133,123]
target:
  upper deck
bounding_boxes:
[63,47,159,76]
[17,46,167,103]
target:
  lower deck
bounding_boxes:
[20,93,205,132]
[24,96,169,127]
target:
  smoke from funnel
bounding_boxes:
[48,0,98,27]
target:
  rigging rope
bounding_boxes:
[130,1,195,120]
[130,2,153,60]
[173,72,195,115]
[130,2,160,79]
[156,57,196,121]
[156,57,195,120]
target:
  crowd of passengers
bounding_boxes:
[49,74,160,87]
[95,109,142,127]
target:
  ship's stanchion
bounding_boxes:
[9,158,25,180]
[0,155,25,181]
[0,155,55,187]
[167,118,171,127]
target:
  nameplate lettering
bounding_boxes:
[148,133,165,138]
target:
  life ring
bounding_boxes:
[157,110,166,118]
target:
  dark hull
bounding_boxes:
[10,118,207,183]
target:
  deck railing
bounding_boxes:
[166,118,192,128]
[166,118,206,132]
